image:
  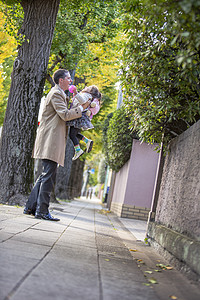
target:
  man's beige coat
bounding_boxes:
[33,84,82,167]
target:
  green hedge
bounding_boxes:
[103,106,138,172]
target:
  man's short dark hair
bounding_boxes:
[53,69,69,84]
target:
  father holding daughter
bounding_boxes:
[24,69,92,221]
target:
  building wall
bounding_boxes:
[111,140,159,220]
[124,140,159,207]
[111,159,130,206]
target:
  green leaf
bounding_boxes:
[181,31,190,37]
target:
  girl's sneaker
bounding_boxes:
[72,149,84,161]
[86,139,93,153]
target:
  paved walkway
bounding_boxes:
[0,198,199,300]
[119,218,147,242]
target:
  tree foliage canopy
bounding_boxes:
[121,0,200,145]
[0,0,122,133]
[49,0,122,74]
[0,10,17,125]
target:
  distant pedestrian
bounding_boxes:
[23,69,91,221]
[86,187,93,199]
[89,187,93,199]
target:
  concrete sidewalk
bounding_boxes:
[0,198,199,300]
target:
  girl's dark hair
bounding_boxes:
[82,85,102,99]
[53,69,69,84]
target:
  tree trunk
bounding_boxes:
[68,158,85,199]
[0,0,60,205]
[65,76,86,199]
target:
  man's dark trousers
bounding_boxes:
[25,159,57,214]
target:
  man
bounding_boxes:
[24,69,90,221]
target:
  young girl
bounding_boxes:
[66,85,101,160]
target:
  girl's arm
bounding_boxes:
[75,92,92,105]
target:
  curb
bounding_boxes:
[147,222,200,278]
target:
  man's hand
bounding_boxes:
[72,86,78,96]
[81,100,91,110]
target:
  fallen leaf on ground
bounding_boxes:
[145,271,153,274]
[137,259,145,264]
[148,278,158,284]
[129,249,138,252]
[143,283,151,286]
[156,263,172,270]
[169,296,177,299]
[105,259,110,261]
[98,209,111,214]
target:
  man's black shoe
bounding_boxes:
[35,212,60,221]
[23,208,35,216]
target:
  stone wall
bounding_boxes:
[147,120,200,279]
[155,120,200,241]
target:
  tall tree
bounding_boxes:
[0,0,123,204]
[0,0,60,204]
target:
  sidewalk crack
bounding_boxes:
[94,209,103,300]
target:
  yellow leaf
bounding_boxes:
[137,259,144,263]
[98,209,111,214]
[169,296,177,299]
[105,259,110,261]
[148,278,158,284]
[143,283,151,286]
[0,12,17,64]
[156,263,172,270]
[129,249,138,252]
